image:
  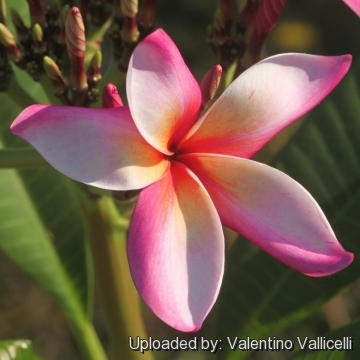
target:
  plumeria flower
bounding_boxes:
[11,29,353,332]
[343,0,360,16]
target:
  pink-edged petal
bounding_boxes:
[178,54,351,158]
[11,105,169,190]
[343,0,360,16]
[127,28,202,155]
[128,161,224,331]
[180,154,353,276]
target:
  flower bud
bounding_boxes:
[238,0,287,69]
[0,0,7,25]
[121,15,139,43]
[32,23,46,54]
[121,0,138,19]
[43,56,67,91]
[87,50,102,87]
[253,0,286,37]
[0,23,24,62]
[200,64,222,109]
[102,83,123,108]
[118,15,139,72]
[65,7,87,92]
[66,7,85,59]
[138,0,156,29]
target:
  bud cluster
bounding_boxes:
[109,0,156,72]
[0,0,71,82]
[0,0,156,101]
[0,1,107,106]
[208,0,287,75]
[208,0,241,72]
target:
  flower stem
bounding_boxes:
[221,60,237,91]
[76,187,153,360]
[0,148,48,168]
[70,320,108,360]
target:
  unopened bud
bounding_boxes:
[0,23,24,62]
[32,23,43,42]
[66,7,85,60]
[87,50,102,86]
[11,9,31,43]
[32,23,46,54]
[253,0,286,37]
[0,0,6,25]
[121,0,138,19]
[238,0,287,70]
[200,64,222,109]
[138,0,156,28]
[26,0,47,28]
[121,16,139,43]
[65,7,87,91]
[119,15,139,72]
[102,83,123,108]
[43,55,68,95]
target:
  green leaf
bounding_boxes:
[0,97,108,360]
[291,320,360,360]
[0,148,87,327]
[214,70,360,360]
[0,340,43,360]
[0,95,91,317]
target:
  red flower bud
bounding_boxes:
[102,83,123,108]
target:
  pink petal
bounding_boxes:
[178,54,351,158]
[343,0,360,16]
[180,154,353,276]
[128,161,224,331]
[11,105,169,190]
[127,28,202,155]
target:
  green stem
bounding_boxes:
[70,319,108,360]
[0,148,48,168]
[76,188,153,360]
[221,60,238,91]
[5,78,37,108]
